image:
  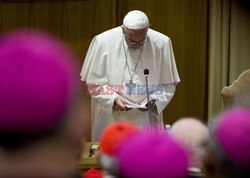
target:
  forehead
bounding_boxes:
[124,27,148,38]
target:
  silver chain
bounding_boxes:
[122,37,143,83]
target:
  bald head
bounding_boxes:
[170,118,209,169]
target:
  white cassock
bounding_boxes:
[80,27,180,141]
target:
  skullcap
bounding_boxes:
[123,10,149,30]
[83,168,102,178]
[116,130,188,178]
[0,29,79,132]
[215,107,250,168]
[99,121,138,155]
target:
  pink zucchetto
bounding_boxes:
[0,29,79,132]
[116,130,188,178]
[215,107,250,168]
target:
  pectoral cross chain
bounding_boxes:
[128,77,135,95]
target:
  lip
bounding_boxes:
[131,44,142,49]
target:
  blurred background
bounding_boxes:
[1,0,249,141]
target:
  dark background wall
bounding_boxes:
[0,0,209,141]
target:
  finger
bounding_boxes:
[125,108,132,111]
[118,104,126,111]
[122,99,127,105]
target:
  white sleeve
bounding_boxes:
[86,83,118,115]
[150,83,177,115]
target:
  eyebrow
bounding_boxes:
[127,37,147,43]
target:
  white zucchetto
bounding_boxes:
[123,10,149,30]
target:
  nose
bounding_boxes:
[131,43,143,49]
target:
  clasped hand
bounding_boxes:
[138,100,156,112]
[114,96,155,112]
[114,96,131,111]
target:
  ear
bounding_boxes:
[121,25,125,33]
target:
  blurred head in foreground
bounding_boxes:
[0,29,85,178]
[170,117,209,174]
[204,107,250,178]
[98,121,139,177]
[116,130,188,178]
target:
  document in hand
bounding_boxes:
[125,99,147,109]
[125,99,157,109]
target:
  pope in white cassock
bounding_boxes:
[80,10,180,141]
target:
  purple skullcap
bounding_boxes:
[215,107,250,168]
[116,130,188,178]
[0,29,79,132]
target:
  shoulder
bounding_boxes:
[88,27,122,51]
[147,29,172,49]
[95,27,122,43]
[148,29,171,43]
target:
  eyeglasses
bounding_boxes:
[125,36,148,46]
